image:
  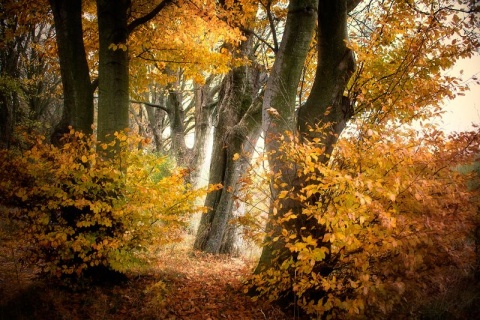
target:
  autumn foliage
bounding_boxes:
[0,129,207,278]
[246,124,480,318]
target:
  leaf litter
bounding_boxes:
[0,240,290,320]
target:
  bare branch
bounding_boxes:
[241,27,277,53]
[127,0,176,36]
[262,0,279,52]
[130,99,169,112]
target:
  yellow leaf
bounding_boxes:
[278,190,288,199]
[117,43,128,51]
[349,279,359,289]
[81,155,88,163]
[232,153,240,161]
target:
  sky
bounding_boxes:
[439,54,480,134]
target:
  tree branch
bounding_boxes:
[127,0,176,36]
[240,27,277,53]
[130,99,169,112]
[347,0,362,13]
[262,0,279,52]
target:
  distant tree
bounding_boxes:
[0,0,62,147]
[49,0,94,142]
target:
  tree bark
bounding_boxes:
[297,0,355,159]
[146,102,167,153]
[49,0,94,143]
[189,80,217,187]
[194,36,265,254]
[254,1,359,308]
[256,0,318,271]
[96,0,130,144]
[166,80,189,168]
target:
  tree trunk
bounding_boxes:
[0,46,20,148]
[255,0,357,292]
[96,0,130,144]
[166,80,190,168]
[146,103,167,153]
[189,80,217,188]
[217,130,260,256]
[49,0,94,143]
[256,0,318,271]
[194,37,265,254]
[0,86,19,149]
[297,0,355,157]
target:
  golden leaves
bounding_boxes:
[108,43,128,51]
[128,0,248,89]
[347,0,478,126]
[248,121,480,318]
[0,129,210,278]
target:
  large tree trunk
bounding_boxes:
[255,0,357,297]
[216,130,260,255]
[194,37,264,254]
[49,0,94,143]
[256,0,318,271]
[297,0,355,156]
[96,0,130,143]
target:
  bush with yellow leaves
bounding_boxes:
[0,129,207,278]
[247,125,480,319]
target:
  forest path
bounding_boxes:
[152,248,289,319]
[0,243,290,319]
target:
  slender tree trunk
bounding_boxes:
[166,81,189,168]
[96,0,130,144]
[0,7,19,148]
[0,89,18,149]
[49,0,94,143]
[189,81,217,188]
[194,37,265,254]
[146,104,167,153]
[0,42,20,148]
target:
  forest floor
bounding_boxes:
[0,237,291,320]
[2,234,480,320]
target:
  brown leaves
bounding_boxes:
[141,249,290,320]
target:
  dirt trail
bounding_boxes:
[0,246,290,320]
[152,250,289,319]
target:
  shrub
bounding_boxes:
[247,125,480,319]
[0,129,207,278]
